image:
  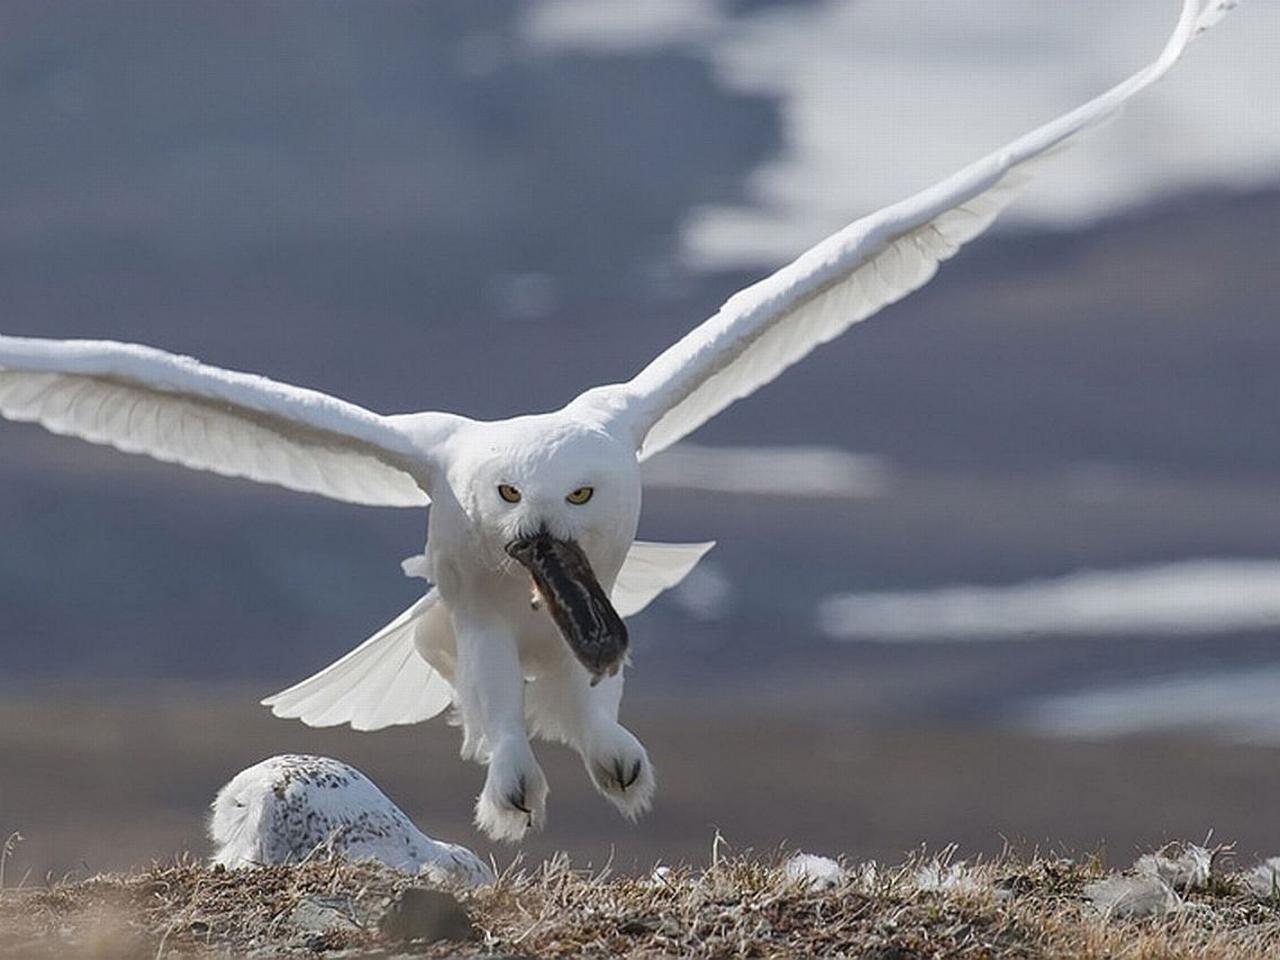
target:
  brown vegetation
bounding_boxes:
[2,847,1278,959]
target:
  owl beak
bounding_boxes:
[506,529,628,684]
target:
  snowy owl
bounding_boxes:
[0,1,1242,840]
[210,755,493,886]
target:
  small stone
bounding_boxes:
[379,887,476,943]
[618,916,660,935]
[288,895,361,934]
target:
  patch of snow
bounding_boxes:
[643,444,890,499]
[485,271,559,322]
[671,561,734,623]
[523,0,722,52]
[525,0,1280,270]
[1022,666,1280,742]
[817,559,1280,642]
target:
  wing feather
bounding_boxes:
[0,335,432,506]
[262,592,455,731]
[612,540,716,618]
[613,0,1234,458]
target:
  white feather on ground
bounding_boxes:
[1085,875,1181,919]
[209,755,493,887]
[783,853,846,891]
[1085,843,1213,918]
[1134,843,1216,891]
[913,860,988,896]
[1245,858,1280,899]
[1086,843,1280,915]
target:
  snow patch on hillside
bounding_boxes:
[817,559,1280,641]
[1022,666,1280,741]
[527,0,1280,268]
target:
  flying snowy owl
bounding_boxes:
[0,1,1242,841]
[210,754,493,886]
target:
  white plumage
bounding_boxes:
[0,337,429,507]
[262,540,714,732]
[210,755,493,887]
[0,1,1243,841]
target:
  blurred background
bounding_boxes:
[1,0,1278,881]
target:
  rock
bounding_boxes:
[379,887,476,943]
[618,916,661,935]
[287,895,361,934]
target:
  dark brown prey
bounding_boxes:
[506,530,628,684]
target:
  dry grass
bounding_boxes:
[1,845,1277,959]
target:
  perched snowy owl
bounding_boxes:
[0,1,1243,841]
[210,755,493,886]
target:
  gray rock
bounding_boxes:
[287,894,362,934]
[379,887,476,943]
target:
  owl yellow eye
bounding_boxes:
[566,486,594,505]
[498,484,522,504]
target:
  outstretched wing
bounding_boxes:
[262,592,455,731]
[0,335,431,506]
[611,0,1238,459]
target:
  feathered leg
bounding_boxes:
[451,611,548,842]
[526,657,655,821]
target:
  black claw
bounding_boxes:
[609,758,642,791]
[507,775,530,814]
